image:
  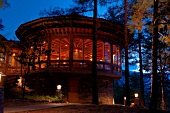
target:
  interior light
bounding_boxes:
[90,58,93,61]
[13,53,16,56]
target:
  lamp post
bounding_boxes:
[134,93,139,105]
[124,97,126,106]
[56,85,62,101]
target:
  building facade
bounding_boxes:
[1,15,130,104]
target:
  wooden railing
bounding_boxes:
[39,60,122,73]
[0,60,121,76]
[0,66,25,76]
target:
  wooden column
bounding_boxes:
[110,44,113,72]
[117,46,119,66]
[119,47,122,73]
[47,34,52,69]
[69,35,73,71]
[103,42,105,70]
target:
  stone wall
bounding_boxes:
[79,76,114,105]
[0,86,4,113]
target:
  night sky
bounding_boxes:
[0,0,140,71]
[0,0,78,40]
[0,0,109,41]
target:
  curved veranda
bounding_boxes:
[16,15,125,78]
[15,15,128,104]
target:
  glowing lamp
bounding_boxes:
[124,97,126,100]
[57,85,62,90]
[134,93,139,98]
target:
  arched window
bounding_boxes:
[73,38,83,60]
[104,42,111,63]
[113,45,121,65]
[41,42,48,61]
[60,38,70,60]
[84,39,92,60]
[51,38,60,60]
[112,45,117,64]
[97,40,104,61]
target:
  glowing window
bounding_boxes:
[51,38,60,60]
[84,39,92,60]
[104,42,111,63]
[60,38,70,60]
[73,38,83,60]
[97,40,104,61]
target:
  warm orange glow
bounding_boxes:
[17,77,22,86]
[75,49,78,52]
[12,53,16,56]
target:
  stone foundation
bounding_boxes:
[79,76,114,105]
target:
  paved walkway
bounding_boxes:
[4,103,80,113]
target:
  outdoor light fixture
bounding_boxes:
[57,85,62,90]
[134,93,139,105]
[17,77,22,87]
[113,98,115,104]
[134,93,139,98]
[124,97,126,106]
[124,97,126,100]
[0,72,6,86]
[0,73,1,83]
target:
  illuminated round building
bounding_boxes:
[16,15,129,104]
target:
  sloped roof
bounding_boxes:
[0,34,7,41]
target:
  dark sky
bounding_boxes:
[0,0,87,40]
[0,0,140,72]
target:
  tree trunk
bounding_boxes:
[124,0,130,106]
[149,0,159,110]
[138,32,145,107]
[159,44,165,110]
[92,0,98,105]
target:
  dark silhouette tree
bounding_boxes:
[149,0,159,110]
[124,0,130,106]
